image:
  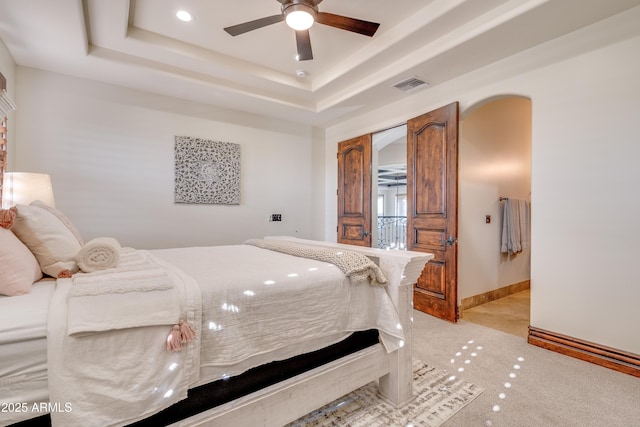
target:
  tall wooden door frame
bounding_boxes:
[337,102,459,322]
[337,135,372,247]
[407,102,459,322]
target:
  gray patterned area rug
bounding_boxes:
[287,359,484,427]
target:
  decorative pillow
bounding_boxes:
[11,202,84,277]
[0,227,43,296]
[31,200,84,246]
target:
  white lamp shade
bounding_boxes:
[2,172,56,208]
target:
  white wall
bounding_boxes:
[310,126,327,241]
[459,97,532,301]
[529,33,640,353]
[377,141,407,217]
[378,141,406,166]
[325,7,640,354]
[14,67,318,249]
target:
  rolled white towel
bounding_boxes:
[76,237,121,273]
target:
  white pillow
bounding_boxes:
[31,200,84,246]
[11,202,84,277]
[0,227,43,296]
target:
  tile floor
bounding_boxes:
[460,289,530,338]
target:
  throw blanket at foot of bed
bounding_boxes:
[244,239,387,286]
[47,250,202,427]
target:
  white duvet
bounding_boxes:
[47,251,201,427]
[0,281,54,426]
[47,244,405,426]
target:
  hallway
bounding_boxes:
[461,289,530,338]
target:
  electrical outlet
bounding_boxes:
[270,214,282,222]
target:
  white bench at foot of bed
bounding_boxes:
[170,237,433,427]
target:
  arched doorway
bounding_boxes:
[458,96,532,338]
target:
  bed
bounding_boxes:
[1,206,432,427]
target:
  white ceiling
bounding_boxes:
[1,0,639,127]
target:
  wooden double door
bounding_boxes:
[337,102,459,322]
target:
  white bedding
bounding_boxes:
[4,242,406,427]
[47,251,202,427]
[152,245,405,382]
[0,280,55,426]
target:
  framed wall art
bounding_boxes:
[174,136,240,205]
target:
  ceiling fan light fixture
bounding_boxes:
[284,4,316,31]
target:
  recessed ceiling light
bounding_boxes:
[176,10,193,22]
[296,70,307,78]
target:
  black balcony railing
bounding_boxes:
[377,216,407,250]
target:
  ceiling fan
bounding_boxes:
[223,0,380,61]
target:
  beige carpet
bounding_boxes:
[287,359,484,427]
[412,312,640,426]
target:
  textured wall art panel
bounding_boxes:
[174,136,240,204]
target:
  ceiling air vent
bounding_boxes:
[392,76,430,93]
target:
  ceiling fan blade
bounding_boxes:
[224,14,284,36]
[295,30,313,61]
[316,12,380,37]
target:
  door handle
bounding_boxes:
[361,231,370,237]
[445,236,457,246]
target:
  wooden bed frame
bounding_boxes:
[168,236,433,427]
